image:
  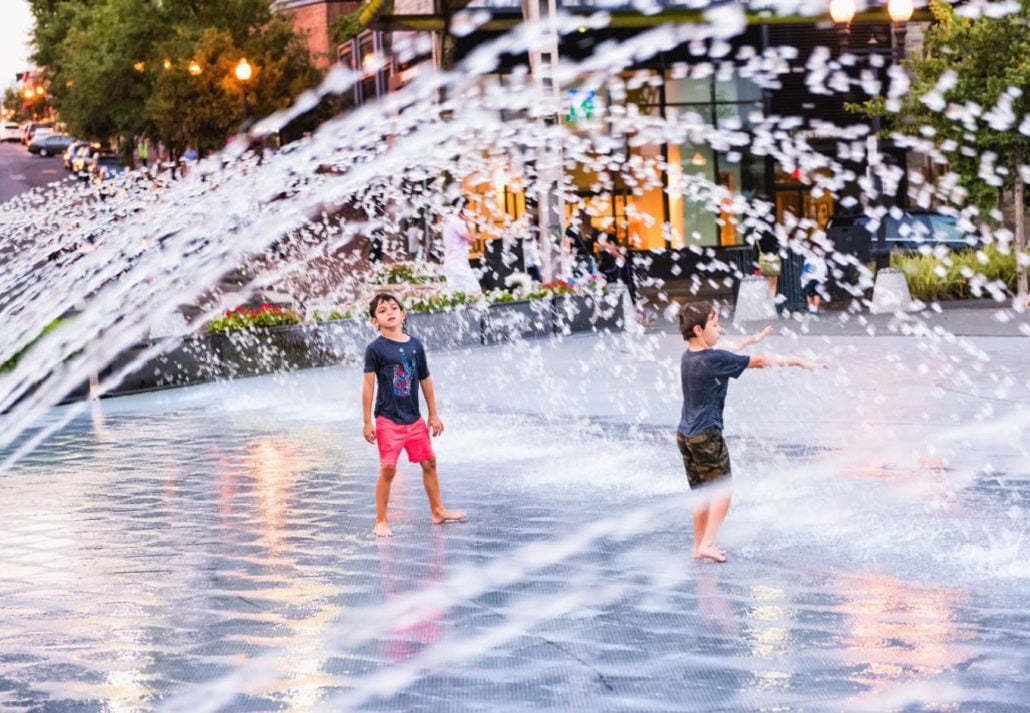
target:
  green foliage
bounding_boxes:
[3,87,32,122]
[371,261,447,285]
[331,11,363,45]
[311,309,352,322]
[888,0,1030,213]
[403,292,477,313]
[207,305,302,333]
[892,245,1023,301]
[31,0,317,150]
[1,318,69,372]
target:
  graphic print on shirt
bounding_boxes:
[392,349,417,398]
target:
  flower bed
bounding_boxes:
[207,304,302,333]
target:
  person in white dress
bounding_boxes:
[441,200,482,295]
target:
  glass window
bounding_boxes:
[667,76,711,104]
[714,75,762,103]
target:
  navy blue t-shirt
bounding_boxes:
[364,335,430,425]
[678,348,751,437]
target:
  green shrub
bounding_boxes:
[1,318,70,372]
[403,291,476,313]
[311,309,352,322]
[892,245,1022,301]
[371,261,446,286]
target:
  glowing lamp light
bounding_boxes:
[23,88,33,99]
[188,61,202,76]
[234,58,253,83]
[888,0,914,23]
[133,61,145,72]
[163,58,172,70]
[829,0,856,24]
[35,86,45,96]
[690,151,707,167]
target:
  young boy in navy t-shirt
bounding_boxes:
[363,293,466,537]
[678,301,826,562]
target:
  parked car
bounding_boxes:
[825,210,981,262]
[21,121,53,145]
[63,140,91,170]
[89,154,126,182]
[73,147,103,178]
[28,133,75,156]
[0,122,21,142]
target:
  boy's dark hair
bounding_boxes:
[369,292,403,319]
[678,301,715,341]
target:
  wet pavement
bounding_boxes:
[0,319,1028,711]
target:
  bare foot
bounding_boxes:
[373,521,393,537]
[431,508,466,524]
[696,544,726,563]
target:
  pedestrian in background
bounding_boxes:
[801,247,829,313]
[440,198,482,295]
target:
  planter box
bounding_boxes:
[552,292,625,335]
[482,298,552,344]
[209,324,318,377]
[406,309,482,350]
[106,336,221,393]
[312,319,376,366]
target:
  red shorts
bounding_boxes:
[375,416,435,465]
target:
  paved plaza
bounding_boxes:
[1,307,1028,711]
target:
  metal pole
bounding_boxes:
[241,85,249,128]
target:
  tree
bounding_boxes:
[890,0,1029,305]
[53,0,162,141]
[29,0,317,155]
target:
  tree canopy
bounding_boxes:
[29,0,318,154]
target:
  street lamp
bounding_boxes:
[830,0,855,62]
[888,0,913,67]
[887,0,914,23]
[829,0,856,28]
[234,58,253,128]
[865,0,914,271]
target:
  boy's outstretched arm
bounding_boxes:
[723,325,774,351]
[748,354,827,370]
[362,373,376,443]
[421,376,445,436]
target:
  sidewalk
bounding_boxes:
[641,278,1030,338]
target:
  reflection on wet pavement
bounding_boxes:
[0,333,1027,711]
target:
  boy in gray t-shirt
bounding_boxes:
[678,301,826,563]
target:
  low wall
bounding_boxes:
[87,293,626,400]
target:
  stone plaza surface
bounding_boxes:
[0,309,1028,711]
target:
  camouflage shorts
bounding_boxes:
[676,428,731,489]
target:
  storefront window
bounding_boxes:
[664,71,768,247]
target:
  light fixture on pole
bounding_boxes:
[830,0,856,52]
[234,58,253,128]
[887,0,914,23]
[868,0,913,271]
[888,0,913,66]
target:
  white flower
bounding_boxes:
[504,272,533,296]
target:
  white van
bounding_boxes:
[0,122,21,142]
